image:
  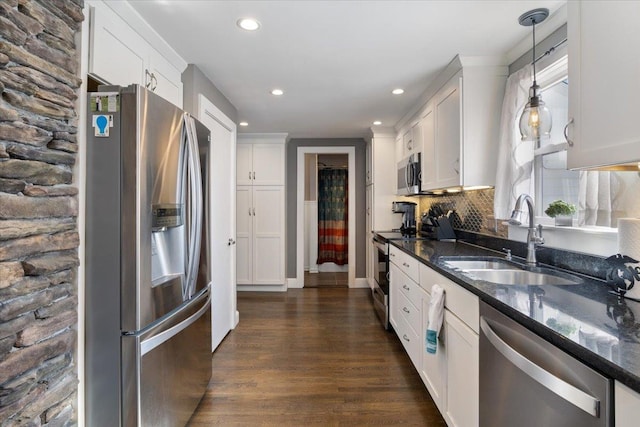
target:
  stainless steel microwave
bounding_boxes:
[397,153,421,195]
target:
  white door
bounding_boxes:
[198,95,237,352]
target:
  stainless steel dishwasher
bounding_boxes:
[479,302,612,427]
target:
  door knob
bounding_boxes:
[228,238,236,246]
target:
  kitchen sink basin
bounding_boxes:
[462,268,582,286]
[441,257,517,271]
[440,256,582,286]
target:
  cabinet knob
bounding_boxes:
[253,171,256,180]
[403,307,410,314]
[403,334,410,342]
[403,284,410,291]
[249,171,252,180]
[403,262,410,268]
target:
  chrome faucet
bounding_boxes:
[509,194,544,265]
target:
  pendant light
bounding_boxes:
[518,8,552,141]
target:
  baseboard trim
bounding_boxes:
[287,278,303,288]
[237,284,287,292]
[351,278,370,289]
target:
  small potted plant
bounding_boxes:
[544,200,576,226]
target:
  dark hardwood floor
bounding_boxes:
[188,288,446,426]
[303,271,349,288]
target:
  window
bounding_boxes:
[527,56,580,219]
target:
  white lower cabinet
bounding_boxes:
[443,310,479,427]
[236,186,284,286]
[421,291,446,413]
[408,262,479,427]
[390,250,479,427]
[615,381,640,427]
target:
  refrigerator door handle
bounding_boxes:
[140,286,210,356]
[183,114,204,300]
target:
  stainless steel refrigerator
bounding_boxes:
[85,85,212,426]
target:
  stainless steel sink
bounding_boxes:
[463,268,582,286]
[441,257,517,271]
[440,256,582,286]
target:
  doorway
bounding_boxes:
[296,147,355,287]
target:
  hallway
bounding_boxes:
[188,288,446,426]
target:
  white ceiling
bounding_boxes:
[129,0,565,139]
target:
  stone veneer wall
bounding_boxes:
[0,0,83,425]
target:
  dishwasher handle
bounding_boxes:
[480,316,600,418]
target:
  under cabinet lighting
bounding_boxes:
[392,88,404,95]
[373,121,382,126]
[239,121,249,127]
[271,89,284,96]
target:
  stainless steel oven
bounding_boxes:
[372,235,390,329]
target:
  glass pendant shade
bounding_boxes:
[519,88,552,140]
[518,8,552,142]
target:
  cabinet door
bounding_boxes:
[235,186,252,285]
[365,140,373,185]
[366,185,373,286]
[395,135,404,164]
[403,128,414,157]
[252,186,284,284]
[435,76,462,188]
[252,144,285,185]
[389,262,401,330]
[420,105,436,190]
[148,48,183,108]
[236,144,253,186]
[444,310,479,427]
[421,292,446,413]
[567,1,640,169]
[89,2,147,86]
[615,381,640,427]
[411,120,424,157]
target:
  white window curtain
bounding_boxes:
[494,64,535,220]
[578,171,623,227]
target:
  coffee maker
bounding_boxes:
[392,201,417,235]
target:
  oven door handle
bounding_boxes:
[480,317,600,418]
[372,240,387,254]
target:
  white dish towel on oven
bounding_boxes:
[426,285,445,354]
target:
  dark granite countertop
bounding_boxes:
[385,237,640,394]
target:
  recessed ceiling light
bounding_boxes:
[239,121,249,127]
[373,121,382,126]
[237,18,260,31]
[271,89,284,96]
[392,88,404,95]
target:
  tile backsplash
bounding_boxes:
[418,188,508,238]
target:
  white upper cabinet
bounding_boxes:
[87,1,185,108]
[366,129,399,231]
[434,74,462,189]
[236,135,286,186]
[420,103,436,190]
[398,56,507,192]
[567,1,640,169]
